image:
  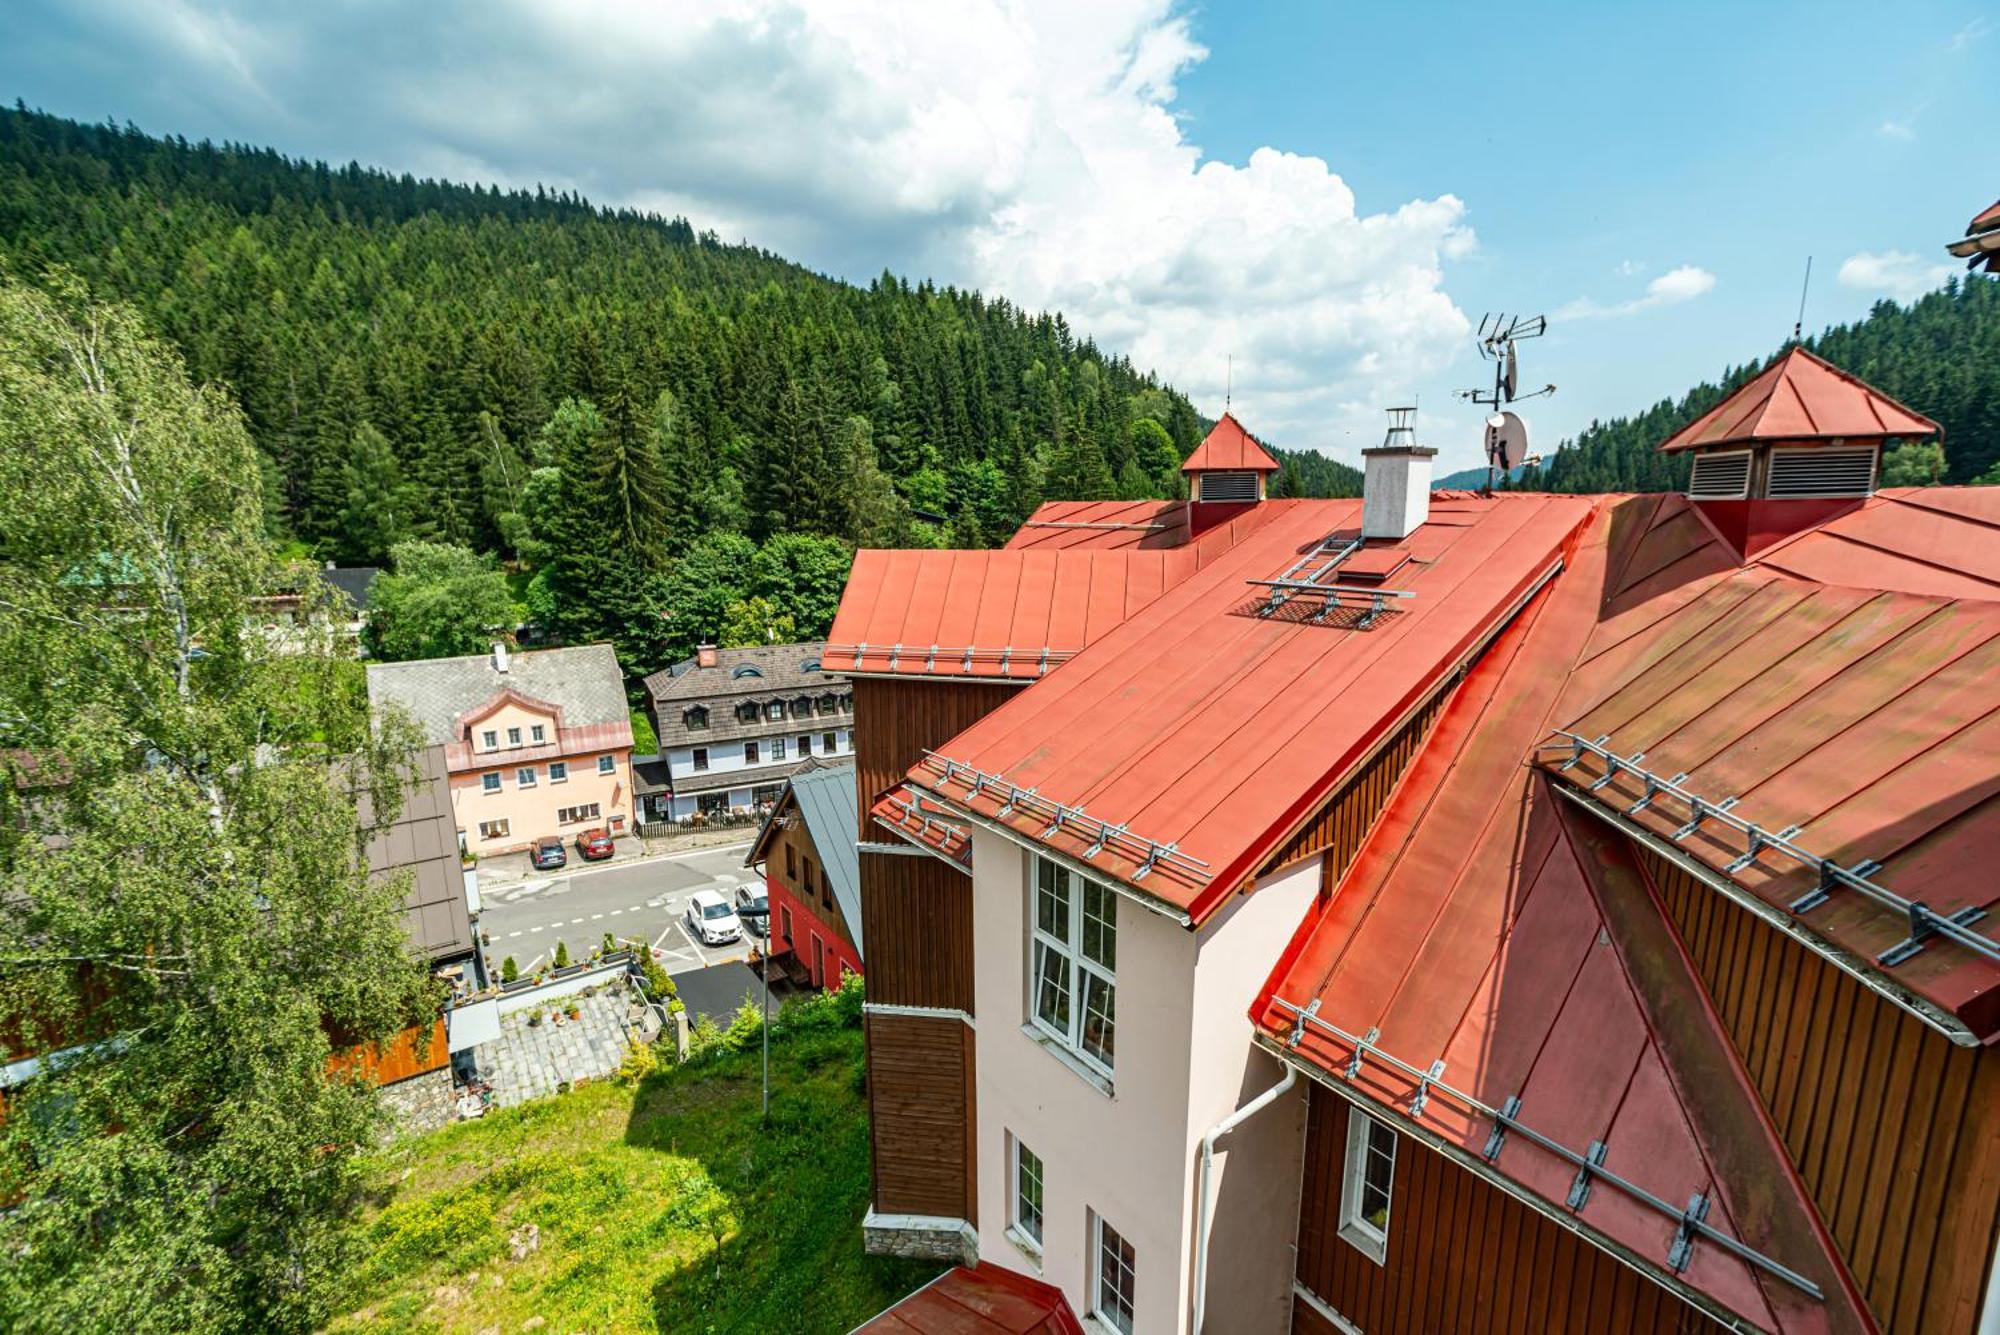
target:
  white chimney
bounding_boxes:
[491,642,510,673]
[1361,407,1436,542]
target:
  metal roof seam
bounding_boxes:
[1774,526,2000,595]
[1573,573,1775,689]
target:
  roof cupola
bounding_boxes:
[1182,412,1280,534]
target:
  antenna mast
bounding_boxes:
[1225,354,1232,409]
[1457,312,1555,495]
[1792,256,1813,344]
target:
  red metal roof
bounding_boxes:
[1005,499,1189,551]
[856,1264,1084,1335]
[1253,500,1874,1332]
[905,493,1597,920]
[870,782,972,869]
[1657,348,1940,453]
[1180,411,1281,473]
[1969,198,2000,233]
[1747,486,2000,599]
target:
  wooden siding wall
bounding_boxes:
[850,676,1021,839]
[866,1012,976,1220]
[1640,847,2000,1335]
[326,1017,450,1086]
[1261,685,1451,885]
[1294,1084,1726,1335]
[766,817,855,951]
[858,848,976,1013]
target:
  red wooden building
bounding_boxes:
[746,759,864,990]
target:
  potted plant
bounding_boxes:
[568,1004,582,1021]
[527,1011,541,1028]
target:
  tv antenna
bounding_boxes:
[1457,312,1554,493]
[1792,256,1813,343]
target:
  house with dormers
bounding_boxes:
[849,368,1999,1335]
[366,642,635,857]
[641,641,854,822]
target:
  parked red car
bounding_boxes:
[574,827,615,861]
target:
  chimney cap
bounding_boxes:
[1362,444,1438,458]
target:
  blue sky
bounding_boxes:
[1,1,1992,472]
[1175,1,1998,465]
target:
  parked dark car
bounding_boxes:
[734,882,769,938]
[530,835,566,871]
[574,827,615,861]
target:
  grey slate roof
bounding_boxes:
[367,644,629,746]
[644,641,838,704]
[321,566,381,611]
[786,761,862,958]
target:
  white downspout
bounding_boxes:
[1193,1062,1297,1334]
[1979,1216,2000,1335]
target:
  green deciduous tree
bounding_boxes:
[0,276,434,1334]
[363,540,518,662]
[1880,439,1947,487]
[750,532,852,639]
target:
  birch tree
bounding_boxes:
[0,276,433,1334]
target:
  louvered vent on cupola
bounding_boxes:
[1687,450,1751,500]
[1765,445,1878,499]
[1197,471,1259,502]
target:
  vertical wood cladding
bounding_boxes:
[767,818,856,952]
[858,848,976,1014]
[1640,847,2000,1335]
[850,676,1021,839]
[866,1011,976,1221]
[1293,1084,1726,1335]
[1261,686,1450,885]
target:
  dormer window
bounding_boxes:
[481,729,498,749]
[732,665,763,679]
[530,724,546,744]
[818,693,838,714]
[737,701,759,723]
[765,701,785,721]
[506,727,522,747]
[685,706,709,730]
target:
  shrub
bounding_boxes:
[723,995,765,1051]
[601,931,617,957]
[640,956,678,1000]
[553,939,570,969]
[688,1012,722,1054]
[616,1039,658,1086]
[501,955,518,983]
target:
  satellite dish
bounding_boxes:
[1485,411,1530,472]
[1502,342,1519,401]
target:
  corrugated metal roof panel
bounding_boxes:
[788,762,863,956]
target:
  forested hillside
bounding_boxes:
[1515,274,2000,493]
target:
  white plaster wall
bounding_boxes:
[972,829,1197,1332]
[970,830,1320,1335]
[1184,859,1319,1334]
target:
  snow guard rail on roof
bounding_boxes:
[1542,731,1998,969]
[828,641,1078,676]
[919,752,1212,889]
[1266,996,1825,1300]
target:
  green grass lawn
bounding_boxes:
[331,1006,940,1333]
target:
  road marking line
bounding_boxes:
[590,913,604,920]
[507,930,522,938]
[609,908,624,915]
[654,925,677,949]
[570,918,583,925]
[528,925,544,933]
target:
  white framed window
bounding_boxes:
[481,729,498,749]
[745,741,760,764]
[597,755,615,775]
[1011,1137,1044,1249]
[557,802,601,825]
[549,761,568,782]
[1339,1111,1397,1264]
[516,766,537,788]
[1029,856,1116,1076]
[531,724,546,744]
[691,748,708,772]
[773,737,788,761]
[507,726,522,746]
[798,734,812,756]
[481,772,502,794]
[477,818,510,840]
[765,701,785,721]
[823,731,837,752]
[1092,1212,1136,1334]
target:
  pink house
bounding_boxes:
[367,643,635,857]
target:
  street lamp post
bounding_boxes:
[737,903,772,1123]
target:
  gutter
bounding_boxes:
[1192,1062,1297,1333]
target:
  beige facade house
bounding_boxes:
[367,643,634,857]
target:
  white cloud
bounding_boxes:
[1837,250,1956,302]
[9,0,1477,455]
[1948,15,1994,49]
[1558,264,1716,320]
[1877,117,1916,141]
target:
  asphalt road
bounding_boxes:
[475,842,764,977]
